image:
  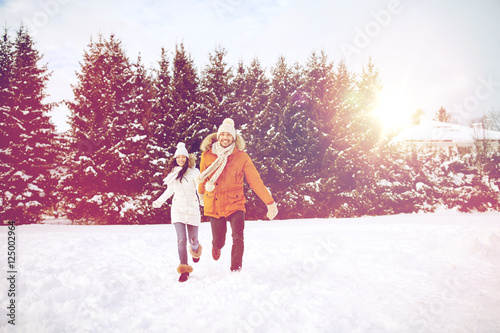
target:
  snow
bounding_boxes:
[128,135,147,142]
[88,195,103,205]
[12,171,30,181]
[24,201,41,208]
[1,211,500,332]
[304,195,313,204]
[27,184,42,193]
[395,121,500,144]
[448,173,464,186]
[84,166,97,176]
[115,150,127,159]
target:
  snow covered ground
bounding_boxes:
[2,210,500,333]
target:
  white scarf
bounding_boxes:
[197,141,235,192]
[163,166,182,185]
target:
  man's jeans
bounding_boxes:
[210,210,245,270]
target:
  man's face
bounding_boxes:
[218,132,234,148]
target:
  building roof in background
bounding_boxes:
[394,121,500,144]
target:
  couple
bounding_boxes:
[153,118,278,282]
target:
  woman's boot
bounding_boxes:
[189,244,203,263]
[177,264,193,282]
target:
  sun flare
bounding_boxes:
[372,90,415,133]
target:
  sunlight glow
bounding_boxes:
[372,90,415,133]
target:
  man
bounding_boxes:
[197,118,278,272]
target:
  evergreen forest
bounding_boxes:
[2,27,500,224]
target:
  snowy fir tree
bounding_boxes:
[0,26,58,224]
[151,47,174,152]
[200,46,234,125]
[147,48,175,223]
[229,61,249,130]
[238,57,270,151]
[228,58,274,219]
[190,45,234,149]
[0,29,13,159]
[434,106,451,123]
[117,54,157,223]
[62,34,152,224]
[300,51,338,216]
[328,61,366,195]
[364,142,420,215]
[168,43,201,153]
[356,58,384,146]
[345,59,394,215]
[0,28,15,222]
[248,57,322,219]
[1,29,499,223]
[306,59,362,215]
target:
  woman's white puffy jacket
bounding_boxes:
[153,167,201,226]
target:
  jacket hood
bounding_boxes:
[200,133,246,152]
[188,153,197,168]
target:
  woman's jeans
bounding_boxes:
[174,223,199,265]
[210,210,245,270]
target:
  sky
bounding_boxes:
[1,0,500,133]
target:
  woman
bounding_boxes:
[153,142,203,282]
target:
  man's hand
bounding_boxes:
[266,202,278,220]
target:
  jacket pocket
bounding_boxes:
[204,191,216,214]
[227,189,245,207]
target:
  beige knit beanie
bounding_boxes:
[217,118,236,139]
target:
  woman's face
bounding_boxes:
[176,155,187,167]
[218,132,234,148]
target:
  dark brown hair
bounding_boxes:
[164,156,189,182]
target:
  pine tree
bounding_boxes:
[0,28,13,157]
[251,57,321,219]
[152,47,173,150]
[240,57,270,152]
[229,60,248,130]
[411,108,425,125]
[146,44,201,223]
[352,59,396,215]
[330,61,359,155]
[169,42,201,152]
[435,106,450,123]
[309,60,359,215]
[116,55,156,222]
[147,48,174,222]
[0,28,14,223]
[228,58,272,219]
[301,51,338,217]
[368,143,426,217]
[0,26,57,224]
[200,45,233,126]
[304,51,334,126]
[191,45,233,149]
[356,58,383,146]
[63,34,152,224]
[314,59,383,216]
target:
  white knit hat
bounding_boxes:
[174,142,189,157]
[217,118,236,139]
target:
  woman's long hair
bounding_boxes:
[163,154,195,182]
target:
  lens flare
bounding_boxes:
[372,90,415,134]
